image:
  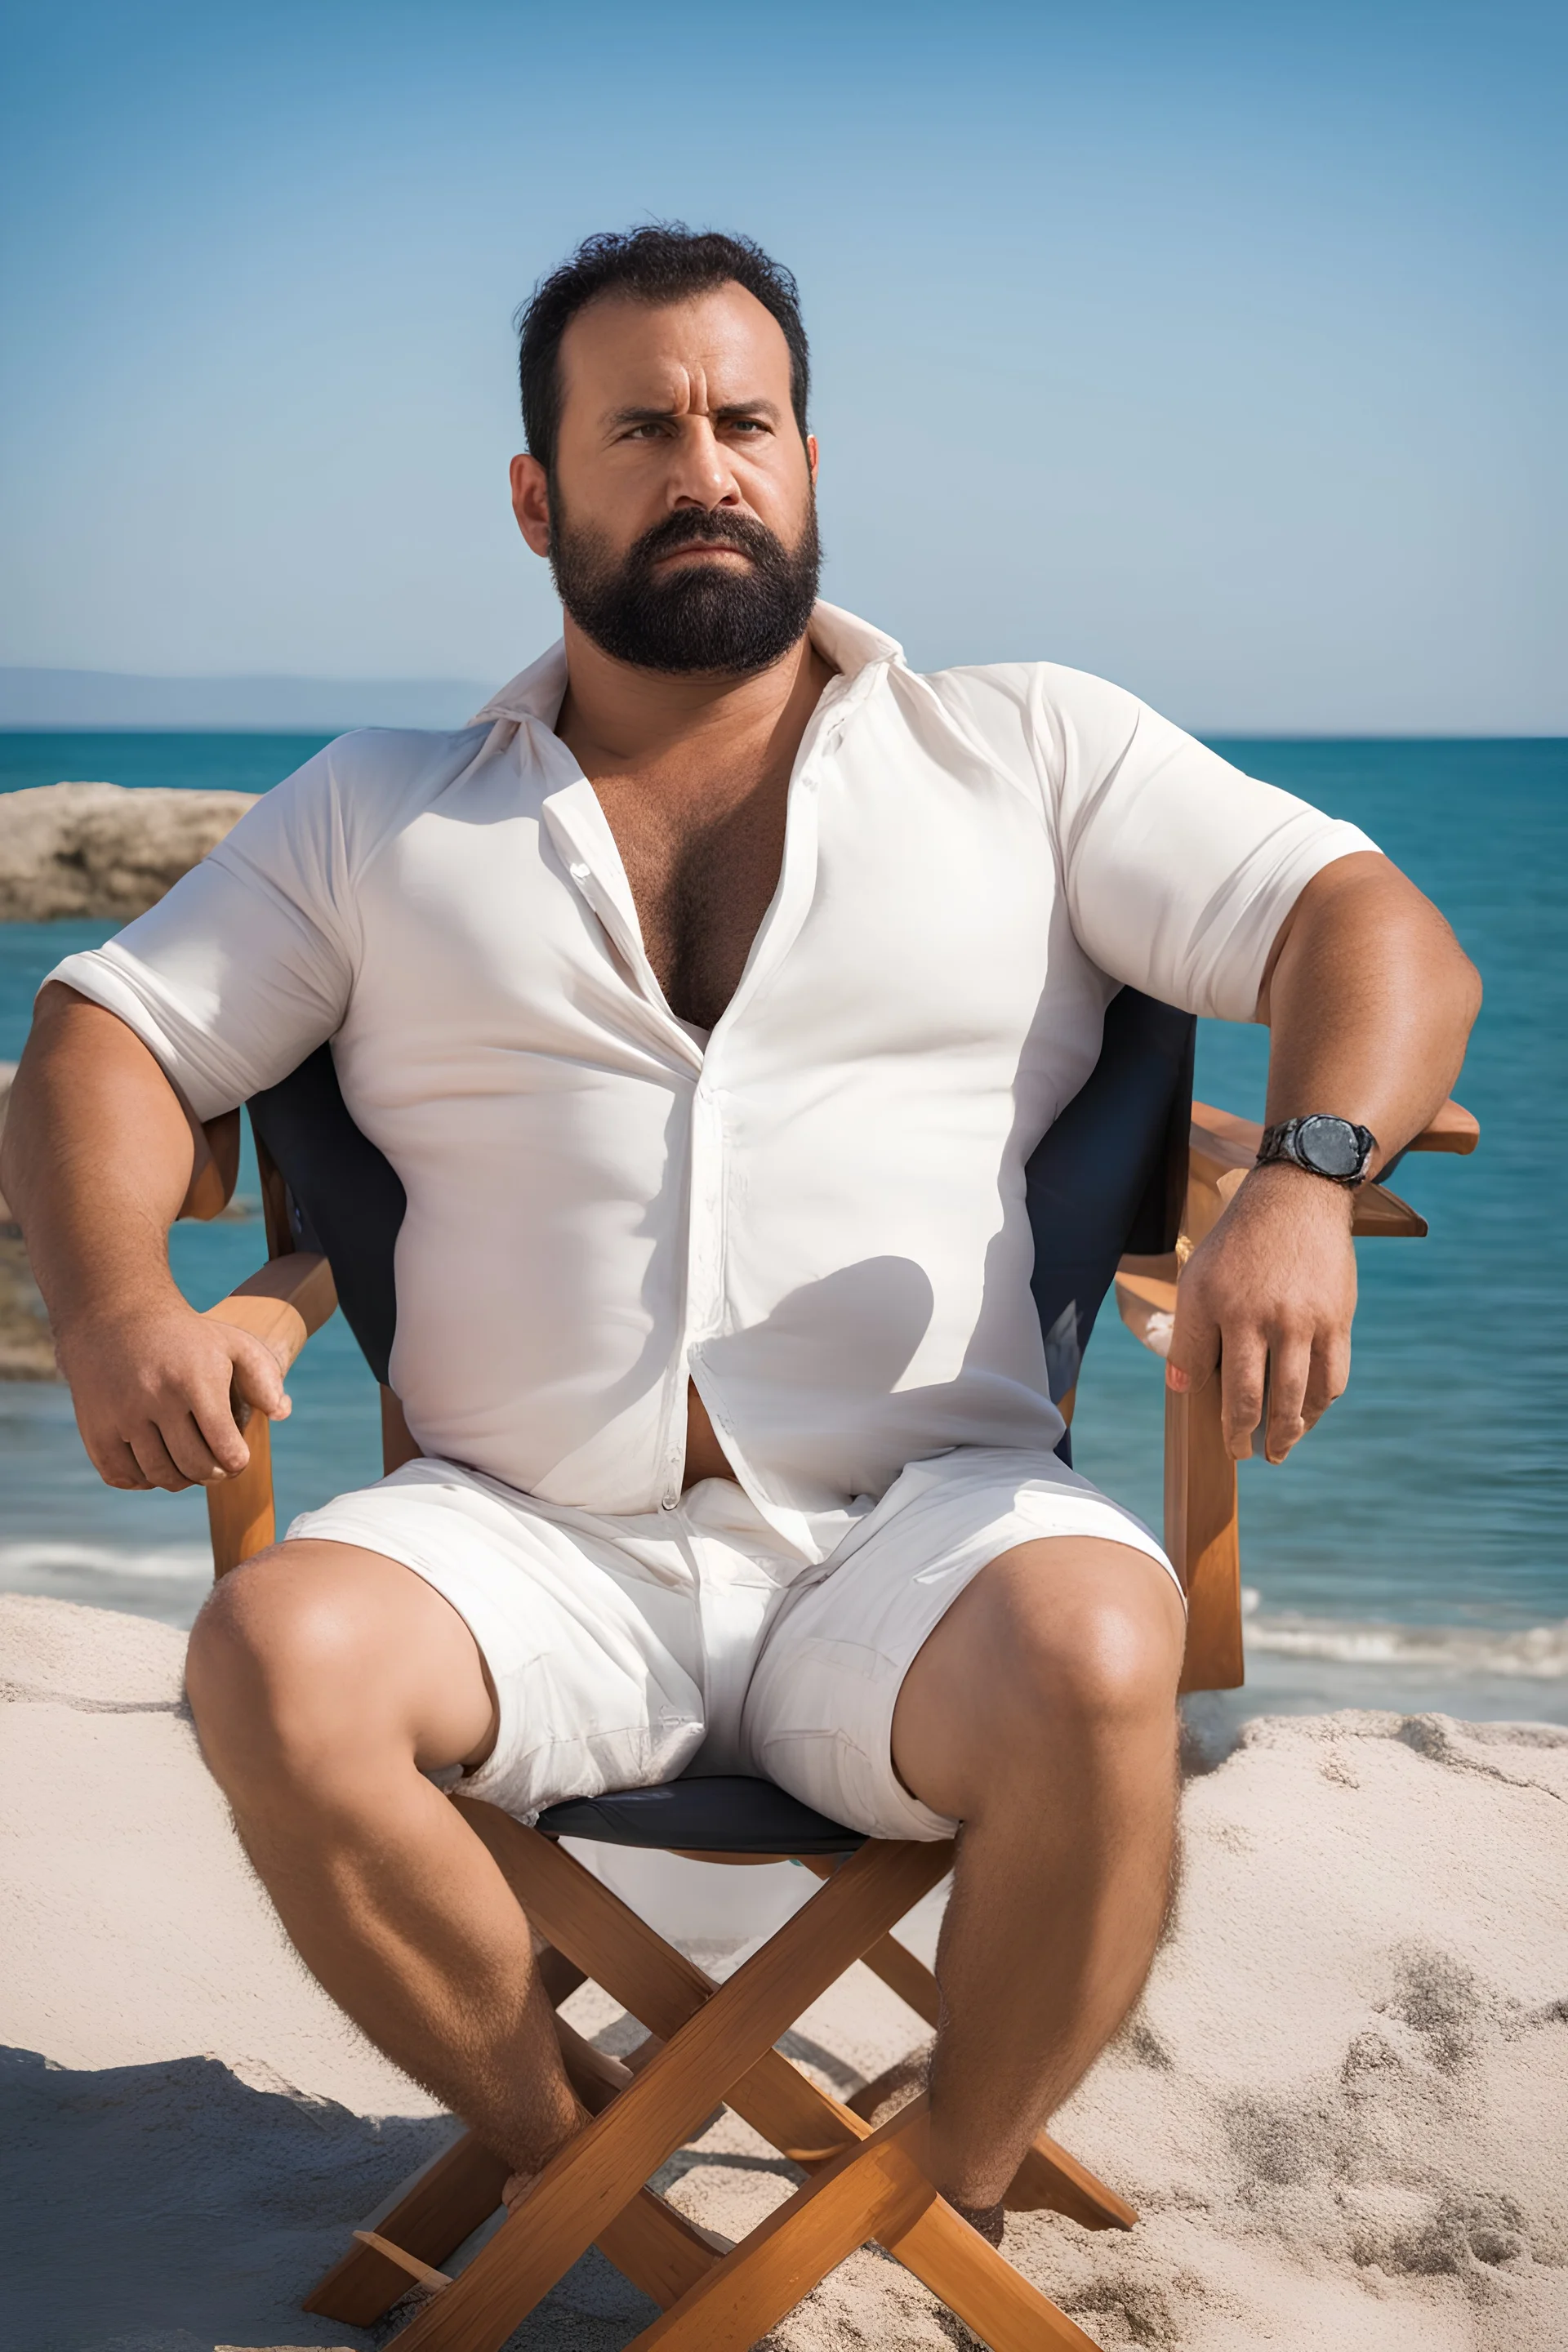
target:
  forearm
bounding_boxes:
[2,982,195,1336]
[1169,851,1481,1463]
[4,984,288,1491]
[1256,851,1481,1166]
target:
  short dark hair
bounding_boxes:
[516,225,810,474]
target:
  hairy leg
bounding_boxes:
[890,1536,1185,2212]
[185,1539,581,2175]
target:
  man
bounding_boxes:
[2,226,1478,2242]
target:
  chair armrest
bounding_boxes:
[202,1253,336,1578]
[203,1249,337,1373]
[1404,1098,1478,1154]
[1113,1261,1178,1356]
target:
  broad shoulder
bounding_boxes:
[220,722,501,871]
[903,657,1147,782]
[310,722,498,809]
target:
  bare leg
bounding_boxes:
[185,1539,581,2175]
[890,1536,1185,2213]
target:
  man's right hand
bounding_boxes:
[55,1298,292,1492]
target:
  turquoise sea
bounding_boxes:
[2,732,1565,1731]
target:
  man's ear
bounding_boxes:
[510,453,552,557]
[807,433,819,487]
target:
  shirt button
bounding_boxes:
[568,860,590,881]
[660,1493,679,1512]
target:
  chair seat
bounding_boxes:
[537,1775,865,1856]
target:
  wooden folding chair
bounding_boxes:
[178,987,1477,2351]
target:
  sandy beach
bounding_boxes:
[2,1588,1565,2351]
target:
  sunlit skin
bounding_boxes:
[2,279,1480,2221]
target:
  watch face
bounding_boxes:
[1297,1115,1363,1178]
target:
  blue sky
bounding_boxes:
[1,0,1561,729]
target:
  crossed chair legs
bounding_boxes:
[304,1796,1131,2351]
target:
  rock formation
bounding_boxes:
[0,781,256,922]
[0,1063,56,1378]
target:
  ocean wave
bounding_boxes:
[1240,1589,1568,1679]
[2,1547,1564,1681]
[0,1539,212,1584]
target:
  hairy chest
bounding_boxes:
[589,764,792,1033]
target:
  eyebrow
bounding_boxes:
[604,398,782,430]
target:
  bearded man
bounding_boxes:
[2,225,1479,2241]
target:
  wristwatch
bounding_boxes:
[1256,1115,1378,1187]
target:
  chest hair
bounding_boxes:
[595,772,791,1033]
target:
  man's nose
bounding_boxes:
[667,416,740,510]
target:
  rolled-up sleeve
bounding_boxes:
[1031,670,1379,1021]
[45,748,354,1121]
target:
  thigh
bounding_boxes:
[743,1448,1184,1840]
[889,1535,1187,1825]
[281,1459,708,1816]
[190,1536,499,1775]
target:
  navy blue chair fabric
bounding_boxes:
[1026,987,1196,1459]
[537,1777,865,1855]
[245,985,1196,1855]
[249,1045,407,1388]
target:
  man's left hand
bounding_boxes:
[1165,1162,1357,1463]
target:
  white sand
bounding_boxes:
[2,1590,1566,2352]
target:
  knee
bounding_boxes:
[185,1552,384,1794]
[988,1579,1183,1754]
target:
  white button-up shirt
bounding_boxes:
[52,604,1374,1559]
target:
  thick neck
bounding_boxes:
[554,613,835,775]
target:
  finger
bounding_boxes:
[1301,1329,1351,1433]
[1165,1279,1221,1397]
[94,1435,154,1490]
[187,1365,254,1477]
[189,1330,287,1475]
[1219,1329,1267,1459]
[1263,1330,1312,1463]
[127,1422,195,1493]
[224,1326,292,1421]
[161,1410,228,1486]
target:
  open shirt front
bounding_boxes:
[50,603,1374,1561]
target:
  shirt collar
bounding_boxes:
[467,599,904,729]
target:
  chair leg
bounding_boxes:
[624,2099,936,2350]
[304,1940,686,2328]
[478,1815,1129,2256]
[380,1829,951,2350]
[1168,1374,1244,1692]
[305,2131,509,2323]
[882,2169,1105,2352]
[470,1813,913,2171]
[625,2097,1102,2352]
[307,1816,1123,2346]
[595,2186,727,2308]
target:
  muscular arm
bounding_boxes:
[1166,851,1481,1463]
[1,982,289,1490]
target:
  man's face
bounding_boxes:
[512,283,821,676]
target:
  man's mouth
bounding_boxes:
[653,540,753,564]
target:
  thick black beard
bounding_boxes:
[548,494,821,677]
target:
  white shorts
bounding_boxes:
[288,1446,1179,1842]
